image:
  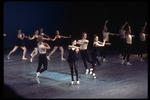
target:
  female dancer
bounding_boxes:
[77,32,95,74]
[121,25,135,65]
[46,30,71,60]
[36,36,51,84]
[67,39,80,84]
[91,35,106,79]
[7,29,29,60]
[138,22,148,62]
[119,22,128,58]
[100,20,119,62]
[28,29,39,62]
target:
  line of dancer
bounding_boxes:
[5,21,148,84]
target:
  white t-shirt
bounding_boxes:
[78,40,89,50]
[126,34,132,44]
[140,33,146,41]
[38,44,46,54]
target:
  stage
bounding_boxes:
[3,47,148,99]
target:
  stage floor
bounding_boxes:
[3,47,148,99]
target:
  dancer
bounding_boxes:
[67,39,80,84]
[47,30,71,60]
[91,35,106,79]
[7,29,29,60]
[100,20,119,62]
[121,25,135,65]
[119,22,128,58]
[77,32,95,74]
[36,36,51,84]
[138,22,148,62]
[28,29,39,62]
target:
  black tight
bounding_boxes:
[68,61,78,81]
[123,44,131,62]
[80,50,94,69]
[37,54,47,73]
[92,56,101,73]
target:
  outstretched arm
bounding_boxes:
[102,20,108,33]
[109,32,120,36]
[60,35,71,38]
[121,22,128,30]
[96,39,106,47]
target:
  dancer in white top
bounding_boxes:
[77,32,95,74]
[36,36,51,84]
[121,25,135,65]
[100,20,119,62]
[138,22,148,62]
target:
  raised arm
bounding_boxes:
[141,22,147,33]
[102,20,108,33]
[120,22,128,30]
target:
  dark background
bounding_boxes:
[3,1,148,52]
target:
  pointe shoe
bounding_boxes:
[121,60,125,64]
[89,68,93,74]
[71,81,74,85]
[7,55,10,60]
[93,73,96,79]
[30,57,33,62]
[61,58,65,60]
[22,57,27,60]
[85,69,89,74]
[103,58,108,62]
[127,62,132,65]
[77,81,80,84]
[46,56,50,60]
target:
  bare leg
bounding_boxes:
[30,48,38,62]
[21,46,27,60]
[7,46,19,59]
[59,46,65,60]
[46,46,58,60]
[30,49,35,56]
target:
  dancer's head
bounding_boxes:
[35,29,39,35]
[71,39,77,46]
[18,29,21,34]
[56,30,60,35]
[93,34,99,42]
[40,28,43,33]
[82,32,87,39]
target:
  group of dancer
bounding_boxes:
[5,20,148,84]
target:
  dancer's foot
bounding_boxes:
[46,56,50,60]
[93,73,96,79]
[89,68,93,74]
[61,58,65,60]
[30,57,33,62]
[22,57,27,60]
[140,58,144,62]
[7,55,10,60]
[85,69,89,74]
[121,60,125,64]
[127,62,132,65]
[71,81,74,85]
[77,81,80,84]
[103,58,108,62]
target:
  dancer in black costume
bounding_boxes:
[67,40,80,84]
[91,35,106,79]
[7,29,29,60]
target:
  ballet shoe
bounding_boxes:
[22,57,27,60]
[77,81,80,84]
[85,69,89,74]
[36,78,40,84]
[46,56,50,60]
[7,55,10,60]
[61,58,65,60]
[71,81,74,85]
